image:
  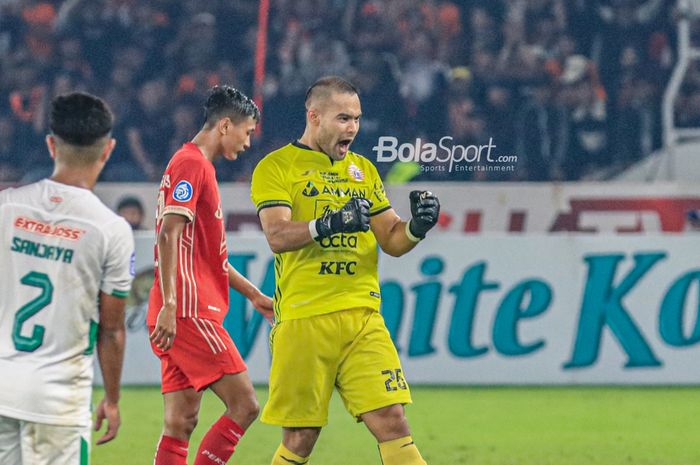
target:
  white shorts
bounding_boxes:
[0,415,90,465]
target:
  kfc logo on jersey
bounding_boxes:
[173,180,193,202]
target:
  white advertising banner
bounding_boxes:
[94,182,700,235]
[114,232,700,385]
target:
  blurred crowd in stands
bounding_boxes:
[0,0,679,182]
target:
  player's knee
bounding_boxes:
[226,394,259,427]
[185,412,199,436]
[374,403,405,421]
[366,404,410,440]
[382,404,408,431]
[284,427,321,456]
[164,411,199,439]
[243,396,261,423]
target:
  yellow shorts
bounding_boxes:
[261,307,412,427]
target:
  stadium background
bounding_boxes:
[4,0,700,464]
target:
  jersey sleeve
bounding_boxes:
[162,156,208,221]
[366,162,391,216]
[251,156,292,212]
[100,218,135,298]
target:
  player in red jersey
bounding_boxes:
[147,85,273,465]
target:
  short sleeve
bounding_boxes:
[366,162,391,216]
[161,157,207,221]
[100,218,135,298]
[251,156,292,213]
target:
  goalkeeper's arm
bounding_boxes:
[371,190,440,257]
[259,198,371,253]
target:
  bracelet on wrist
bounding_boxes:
[309,219,320,240]
[405,221,422,243]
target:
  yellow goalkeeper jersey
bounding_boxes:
[251,141,391,321]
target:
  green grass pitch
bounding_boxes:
[91,386,700,465]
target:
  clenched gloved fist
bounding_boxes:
[314,198,372,238]
[407,190,440,240]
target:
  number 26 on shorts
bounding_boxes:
[382,368,408,392]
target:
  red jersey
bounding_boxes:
[147,143,229,325]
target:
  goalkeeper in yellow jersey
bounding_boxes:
[251,76,439,465]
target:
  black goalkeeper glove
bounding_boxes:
[313,198,372,238]
[407,190,440,240]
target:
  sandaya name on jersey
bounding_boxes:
[11,236,75,263]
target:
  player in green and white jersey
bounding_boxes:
[0,93,134,465]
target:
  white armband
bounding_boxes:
[309,219,320,240]
[405,221,422,243]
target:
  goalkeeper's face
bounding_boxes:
[315,92,361,161]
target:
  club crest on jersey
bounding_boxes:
[348,163,364,182]
[173,180,193,202]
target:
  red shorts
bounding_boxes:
[149,318,247,393]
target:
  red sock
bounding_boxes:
[193,416,244,465]
[155,435,188,465]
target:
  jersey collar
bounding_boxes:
[43,178,91,193]
[292,140,337,165]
